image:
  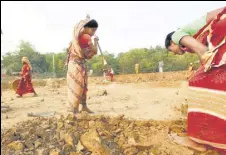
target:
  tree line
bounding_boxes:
[2,41,200,77]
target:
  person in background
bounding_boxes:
[108,67,114,82]
[89,69,93,76]
[103,69,108,81]
[135,63,139,74]
[16,57,37,98]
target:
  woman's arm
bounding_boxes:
[180,35,208,63]
[89,37,98,54]
[80,34,98,59]
[85,36,99,60]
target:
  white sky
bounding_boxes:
[1,1,226,55]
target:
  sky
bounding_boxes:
[1,1,226,56]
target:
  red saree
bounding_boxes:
[16,63,35,96]
[187,7,226,153]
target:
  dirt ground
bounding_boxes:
[1,81,188,130]
[1,73,220,155]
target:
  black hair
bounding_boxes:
[84,19,98,28]
[165,31,175,49]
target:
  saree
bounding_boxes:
[16,63,35,96]
[187,7,226,153]
[66,15,96,111]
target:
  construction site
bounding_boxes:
[1,2,226,155]
[1,72,220,155]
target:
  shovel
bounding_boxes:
[97,41,107,65]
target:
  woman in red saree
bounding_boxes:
[16,57,37,97]
[165,7,226,153]
[107,67,114,82]
[66,15,99,114]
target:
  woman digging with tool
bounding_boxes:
[65,15,99,114]
[165,7,226,153]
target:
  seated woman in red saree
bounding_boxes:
[16,57,37,97]
[165,7,226,153]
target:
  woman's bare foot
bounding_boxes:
[33,93,38,97]
[168,133,207,152]
[81,106,94,113]
[67,106,79,115]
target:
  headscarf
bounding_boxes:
[22,56,32,70]
[69,15,92,58]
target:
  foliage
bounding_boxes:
[2,41,199,77]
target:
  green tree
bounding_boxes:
[2,40,200,77]
[2,41,49,74]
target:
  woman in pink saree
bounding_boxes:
[66,15,99,114]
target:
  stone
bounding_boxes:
[96,89,108,96]
[149,148,158,155]
[35,148,49,155]
[49,150,60,155]
[1,107,11,113]
[76,140,84,152]
[7,141,24,151]
[80,129,110,155]
[36,128,49,140]
[8,133,21,142]
[62,144,73,153]
[35,139,42,148]
[64,132,75,146]
[101,138,121,155]
[123,147,139,155]
[98,129,112,139]
[59,130,66,140]
[70,152,83,155]
[24,141,34,149]
[57,121,64,130]
[137,151,149,155]
[88,120,95,127]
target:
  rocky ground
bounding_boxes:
[1,72,221,155]
[1,113,219,155]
